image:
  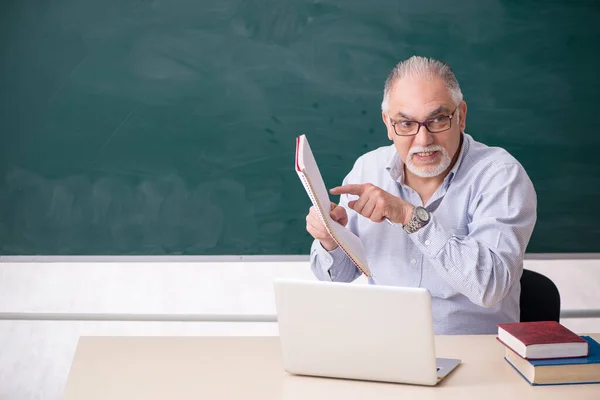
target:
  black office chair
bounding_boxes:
[519,269,561,322]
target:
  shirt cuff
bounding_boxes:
[409,214,453,260]
[310,241,347,277]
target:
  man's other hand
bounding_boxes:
[306,202,348,251]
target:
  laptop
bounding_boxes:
[273,279,461,386]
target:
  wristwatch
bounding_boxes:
[403,206,431,234]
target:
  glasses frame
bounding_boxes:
[389,106,459,137]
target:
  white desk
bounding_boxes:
[62,334,600,399]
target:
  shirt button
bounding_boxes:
[411,259,416,265]
[425,240,431,246]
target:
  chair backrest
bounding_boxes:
[519,269,561,322]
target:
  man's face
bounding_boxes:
[382,76,467,179]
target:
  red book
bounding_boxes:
[497,321,589,360]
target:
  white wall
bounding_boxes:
[1,258,599,400]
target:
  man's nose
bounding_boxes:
[413,123,434,146]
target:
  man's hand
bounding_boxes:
[330,184,414,225]
[306,202,348,251]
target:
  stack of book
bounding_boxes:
[497,321,600,386]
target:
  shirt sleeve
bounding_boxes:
[409,162,537,308]
[310,240,362,282]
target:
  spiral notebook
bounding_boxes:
[295,134,371,278]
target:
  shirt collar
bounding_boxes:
[385,133,469,187]
[444,133,469,188]
[386,149,404,182]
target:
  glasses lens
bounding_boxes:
[395,121,417,135]
[426,116,451,133]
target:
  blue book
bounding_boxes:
[504,336,600,386]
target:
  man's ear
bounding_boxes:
[382,112,393,141]
[459,101,467,132]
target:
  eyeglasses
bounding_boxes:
[389,106,458,137]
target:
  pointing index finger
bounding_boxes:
[330,184,365,196]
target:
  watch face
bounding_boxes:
[415,207,430,222]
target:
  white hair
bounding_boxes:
[381,56,463,114]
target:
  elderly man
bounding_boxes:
[306,56,537,335]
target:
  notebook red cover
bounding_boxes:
[498,321,587,346]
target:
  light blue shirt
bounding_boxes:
[310,133,537,335]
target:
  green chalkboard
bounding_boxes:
[1,0,599,255]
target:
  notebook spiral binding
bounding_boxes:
[299,172,372,278]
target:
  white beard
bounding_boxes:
[405,145,452,178]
